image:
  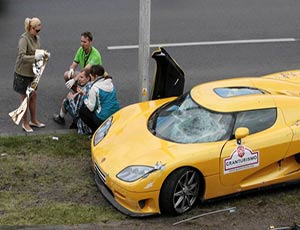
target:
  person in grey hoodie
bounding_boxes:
[79,65,120,133]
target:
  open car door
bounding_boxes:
[151,47,185,100]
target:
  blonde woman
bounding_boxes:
[13,17,45,132]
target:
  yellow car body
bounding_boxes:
[91,49,300,217]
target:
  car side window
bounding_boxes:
[233,108,277,135]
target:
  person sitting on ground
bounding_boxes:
[79,64,120,134]
[53,68,92,134]
[64,31,102,91]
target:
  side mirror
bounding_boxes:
[235,127,249,144]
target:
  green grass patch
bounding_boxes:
[0,134,125,225]
[1,134,300,227]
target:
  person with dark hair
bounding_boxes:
[64,31,102,90]
[13,17,45,133]
[79,65,120,133]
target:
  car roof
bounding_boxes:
[190,75,300,113]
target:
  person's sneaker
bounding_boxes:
[53,114,65,125]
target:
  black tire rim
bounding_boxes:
[173,170,200,213]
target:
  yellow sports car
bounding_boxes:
[91,47,300,217]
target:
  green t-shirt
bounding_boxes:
[74,46,102,69]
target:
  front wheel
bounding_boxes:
[159,167,201,215]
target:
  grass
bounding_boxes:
[1,134,300,228]
[0,134,124,225]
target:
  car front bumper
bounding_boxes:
[93,164,161,217]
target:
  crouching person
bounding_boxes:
[79,65,120,134]
[53,68,92,134]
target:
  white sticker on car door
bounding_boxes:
[224,145,259,174]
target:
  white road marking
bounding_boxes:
[107,38,298,50]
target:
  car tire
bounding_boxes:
[159,167,200,215]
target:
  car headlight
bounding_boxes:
[117,166,154,182]
[93,116,113,146]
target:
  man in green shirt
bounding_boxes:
[64,31,102,89]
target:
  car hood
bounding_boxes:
[91,98,218,178]
[92,99,177,172]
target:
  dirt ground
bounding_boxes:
[3,184,299,230]
[1,141,299,230]
[85,185,300,230]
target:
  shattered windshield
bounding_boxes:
[148,93,234,143]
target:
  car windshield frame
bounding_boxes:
[148,93,234,144]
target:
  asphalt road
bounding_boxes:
[1,0,300,135]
